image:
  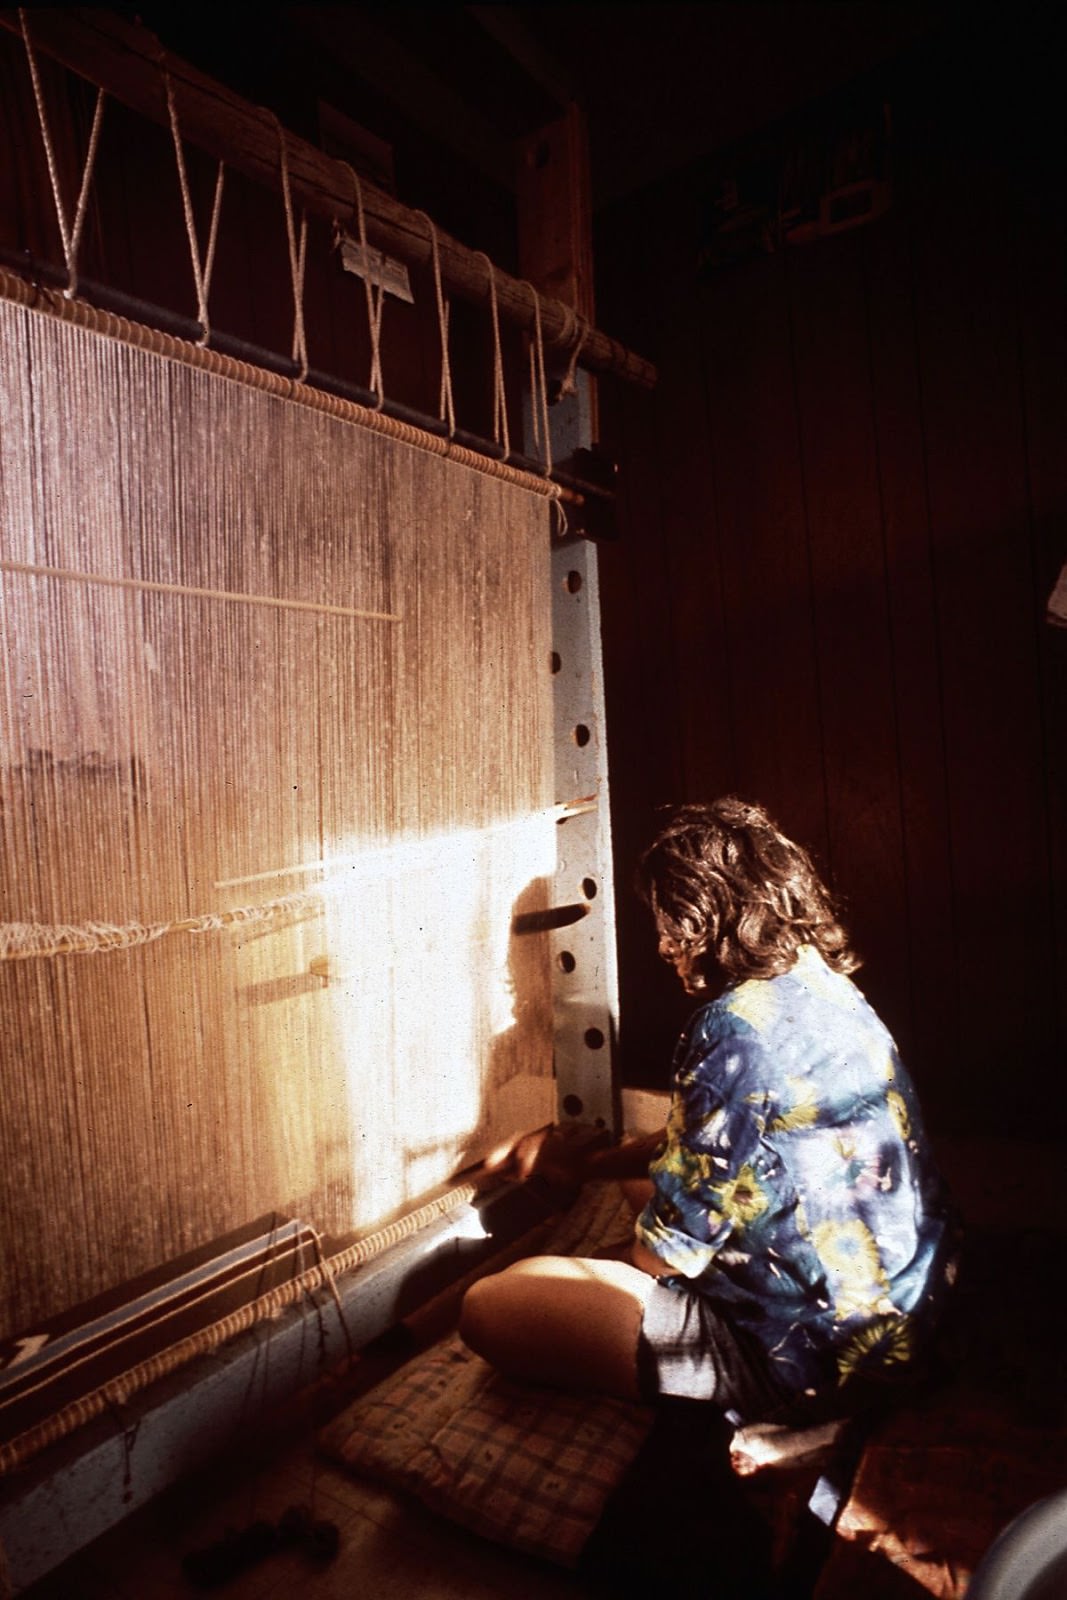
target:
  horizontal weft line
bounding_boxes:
[0,888,322,963]
[0,559,399,622]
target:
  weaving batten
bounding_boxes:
[0,7,656,387]
[0,1182,480,1476]
[18,7,105,300]
[0,267,559,499]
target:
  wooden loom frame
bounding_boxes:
[0,14,645,1589]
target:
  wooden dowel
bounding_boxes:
[0,7,657,389]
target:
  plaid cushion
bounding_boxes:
[319,1184,655,1566]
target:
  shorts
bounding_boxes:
[637,1280,794,1422]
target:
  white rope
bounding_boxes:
[19,7,106,300]
[163,64,225,346]
[343,163,386,408]
[523,279,553,475]
[269,110,308,382]
[413,210,456,436]
[476,252,510,458]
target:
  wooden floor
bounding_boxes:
[21,1405,589,1600]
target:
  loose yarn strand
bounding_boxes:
[476,251,510,458]
[163,63,225,346]
[20,7,105,300]
[269,110,309,382]
[560,311,590,400]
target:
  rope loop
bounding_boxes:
[339,162,386,409]
[19,7,106,300]
[266,108,309,382]
[475,251,510,458]
[412,209,455,437]
[162,62,224,347]
[521,280,553,476]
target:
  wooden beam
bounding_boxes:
[0,7,656,389]
[518,103,596,324]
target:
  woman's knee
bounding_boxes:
[458,1255,653,1398]
[458,1271,509,1360]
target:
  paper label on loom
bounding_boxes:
[339,235,414,302]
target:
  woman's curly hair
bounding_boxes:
[635,797,859,993]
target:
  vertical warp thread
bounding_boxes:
[0,293,556,1343]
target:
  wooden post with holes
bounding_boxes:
[517,103,619,1137]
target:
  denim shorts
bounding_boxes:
[637,1280,794,1422]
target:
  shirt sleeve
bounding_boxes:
[634,1008,769,1280]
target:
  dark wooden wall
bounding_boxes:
[595,26,1067,1135]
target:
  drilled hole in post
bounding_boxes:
[550,650,562,674]
[581,877,597,899]
[557,950,576,973]
[573,724,591,747]
[564,570,583,594]
[584,1027,605,1050]
[562,1094,584,1118]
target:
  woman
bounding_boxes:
[461,798,955,1424]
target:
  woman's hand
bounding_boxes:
[481,1123,608,1199]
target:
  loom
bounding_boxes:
[0,9,656,1588]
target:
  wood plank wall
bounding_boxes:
[596,34,1066,1135]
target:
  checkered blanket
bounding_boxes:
[319,1183,655,1566]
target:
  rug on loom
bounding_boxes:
[318,1181,657,1569]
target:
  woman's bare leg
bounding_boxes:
[620,1177,654,1216]
[459,1254,655,1400]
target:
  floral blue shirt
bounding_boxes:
[635,947,954,1398]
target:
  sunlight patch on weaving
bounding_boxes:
[0,292,555,1339]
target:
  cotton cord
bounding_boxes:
[268,110,309,381]
[342,162,386,407]
[523,279,553,475]
[559,311,590,400]
[413,209,455,436]
[163,63,224,346]
[19,7,106,300]
[0,276,558,1363]
[476,251,510,458]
